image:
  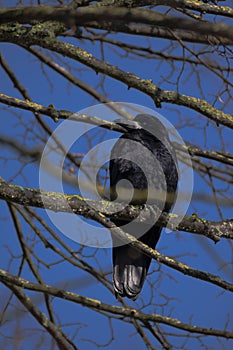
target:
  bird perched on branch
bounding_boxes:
[110,114,178,300]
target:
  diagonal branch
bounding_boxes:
[8,203,55,323]
[3,280,78,350]
[1,269,233,338]
[0,21,232,127]
[0,43,232,129]
[92,0,233,19]
[0,92,125,132]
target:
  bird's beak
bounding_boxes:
[114,118,141,130]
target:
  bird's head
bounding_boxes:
[114,118,141,131]
[115,114,170,140]
[134,114,169,137]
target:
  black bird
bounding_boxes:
[109,114,178,300]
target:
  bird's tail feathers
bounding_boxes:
[112,227,162,300]
[113,245,148,300]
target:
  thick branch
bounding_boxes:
[0,178,233,241]
[1,179,233,292]
[0,6,232,40]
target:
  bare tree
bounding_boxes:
[0,1,233,349]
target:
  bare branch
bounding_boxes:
[1,269,233,339]
[0,92,125,132]
[0,53,232,128]
[0,6,232,40]
[1,177,233,242]
[3,280,78,350]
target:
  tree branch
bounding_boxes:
[1,269,233,339]
[93,0,233,19]
[0,6,232,40]
[1,177,233,242]
[174,142,233,167]
[0,92,125,132]
[0,37,232,128]
[3,280,77,350]
[88,20,233,45]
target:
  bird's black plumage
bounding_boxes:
[109,114,178,300]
